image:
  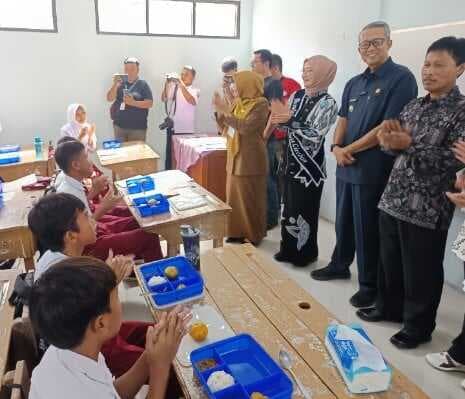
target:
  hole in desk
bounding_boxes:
[298,302,311,310]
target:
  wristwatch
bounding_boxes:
[330,144,341,152]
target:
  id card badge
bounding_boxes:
[120,102,126,111]
[227,126,235,138]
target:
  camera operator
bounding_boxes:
[161,65,200,169]
[107,57,153,142]
[214,58,238,135]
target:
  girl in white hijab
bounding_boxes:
[60,104,97,152]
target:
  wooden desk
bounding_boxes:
[0,176,41,270]
[0,268,21,381]
[137,244,429,399]
[97,141,160,181]
[117,170,231,257]
[0,146,54,182]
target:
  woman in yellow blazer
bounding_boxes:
[214,71,269,245]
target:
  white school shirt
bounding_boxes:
[34,250,67,281]
[173,85,200,134]
[29,345,120,399]
[56,174,91,214]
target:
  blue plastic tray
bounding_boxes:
[191,334,293,399]
[0,145,20,154]
[126,176,155,194]
[137,256,204,308]
[132,194,169,217]
[102,139,122,149]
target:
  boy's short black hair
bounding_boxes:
[55,140,85,173]
[221,58,238,73]
[28,193,86,253]
[57,136,78,146]
[30,257,117,349]
[254,49,273,68]
[271,54,283,72]
[427,36,465,65]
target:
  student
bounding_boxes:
[61,104,97,152]
[29,258,189,399]
[53,140,163,262]
[28,193,149,376]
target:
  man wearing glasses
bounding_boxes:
[311,22,418,309]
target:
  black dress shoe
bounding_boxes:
[225,237,245,244]
[356,307,385,322]
[350,291,376,308]
[310,265,350,281]
[274,251,294,263]
[390,330,432,350]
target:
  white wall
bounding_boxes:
[0,0,254,165]
[252,0,382,222]
[381,0,465,30]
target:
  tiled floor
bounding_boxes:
[123,218,465,398]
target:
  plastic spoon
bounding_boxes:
[279,350,312,399]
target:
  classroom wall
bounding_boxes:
[0,0,254,164]
[251,0,382,224]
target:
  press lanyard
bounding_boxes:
[125,79,139,93]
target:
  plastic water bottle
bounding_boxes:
[180,225,201,271]
[34,136,44,160]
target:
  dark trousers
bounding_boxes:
[449,315,465,364]
[376,211,447,337]
[330,178,385,295]
[280,177,323,262]
[266,136,280,228]
[165,127,174,170]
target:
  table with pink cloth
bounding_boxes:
[172,134,227,172]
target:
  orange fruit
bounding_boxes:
[190,322,208,342]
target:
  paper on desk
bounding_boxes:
[99,149,127,159]
[335,325,386,372]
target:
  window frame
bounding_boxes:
[0,0,58,33]
[94,0,241,39]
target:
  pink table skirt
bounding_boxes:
[172,134,227,172]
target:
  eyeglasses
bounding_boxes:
[358,38,386,50]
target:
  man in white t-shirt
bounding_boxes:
[161,65,200,169]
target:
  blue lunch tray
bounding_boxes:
[0,145,21,165]
[126,176,155,194]
[102,139,122,149]
[138,256,204,308]
[190,334,293,399]
[132,194,169,217]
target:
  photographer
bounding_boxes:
[214,58,238,136]
[161,65,200,169]
[107,57,153,142]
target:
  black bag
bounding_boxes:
[8,272,34,318]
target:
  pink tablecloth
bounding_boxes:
[172,134,227,172]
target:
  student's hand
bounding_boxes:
[333,146,355,166]
[145,306,192,370]
[92,175,109,194]
[453,140,465,165]
[89,123,96,135]
[446,191,465,208]
[79,126,88,141]
[101,188,123,211]
[106,249,135,283]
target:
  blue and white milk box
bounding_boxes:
[325,323,392,394]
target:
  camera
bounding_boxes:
[165,72,180,82]
[159,117,174,130]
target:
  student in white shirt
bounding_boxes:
[29,257,190,399]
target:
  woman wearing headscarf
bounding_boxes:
[60,104,97,152]
[214,71,269,245]
[271,55,338,266]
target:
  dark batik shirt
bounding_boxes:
[379,86,465,230]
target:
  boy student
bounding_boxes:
[28,193,150,377]
[54,140,163,261]
[29,258,190,399]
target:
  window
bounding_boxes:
[95,0,240,38]
[0,0,57,32]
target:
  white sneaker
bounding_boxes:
[426,352,465,373]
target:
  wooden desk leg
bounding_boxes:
[24,258,34,271]
[213,237,224,248]
[167,242,180,257]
